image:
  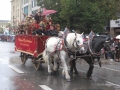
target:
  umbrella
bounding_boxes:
[41,10,57,16]
[116,35,120,39]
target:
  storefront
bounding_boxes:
[110,19,120,37]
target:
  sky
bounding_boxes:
[0,0,11,20]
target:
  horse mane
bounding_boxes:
[91,35,109,53]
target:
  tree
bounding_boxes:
[37,0,120,33]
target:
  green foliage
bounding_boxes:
[37,0,120,33]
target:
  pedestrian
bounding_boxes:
[115,39,120,62]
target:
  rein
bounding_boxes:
[64,34,81,53]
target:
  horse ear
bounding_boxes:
[81,32,84,35]
[75,32,77,36]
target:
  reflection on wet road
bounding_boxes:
[0,42,120,90]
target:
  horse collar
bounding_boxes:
[64,35,78,52]
[88,37,101,57]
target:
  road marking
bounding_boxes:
[39,85,52,90]
[106,81,120,88]
[8,65,24,74]
[95,65,120,72]
[0,58,9,64]
[0,58,9,60]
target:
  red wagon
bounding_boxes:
[15,35,49,70]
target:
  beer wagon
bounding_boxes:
[15,35,49,70]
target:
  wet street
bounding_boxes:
[0,41,120,90]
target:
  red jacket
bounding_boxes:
[46,24,50,30]
[32,23,40,29]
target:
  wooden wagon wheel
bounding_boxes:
[32,57,42,70]
[21,53,27,65]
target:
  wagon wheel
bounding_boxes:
[21,53,27,65]
[32,57,41,70]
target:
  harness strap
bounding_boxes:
[88,37,101,57]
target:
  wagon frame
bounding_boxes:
[15,35,49,70]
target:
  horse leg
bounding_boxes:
[69,60,73,74]
[60,51,71,81]
[97,57,101,67]
[53,56,58,72]
[43,50,52,74]
[62,69,65,77]
[47,54,52,75]
[85,58,94,80]
[72,59,79,74]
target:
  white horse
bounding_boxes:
[43,33,84,81]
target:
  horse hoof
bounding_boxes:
[70,70,73,73]
[49,72,53,76]
[87,76,92,80]
[52,71,57,75]
[75,71,79,75]
[67,78,71,82]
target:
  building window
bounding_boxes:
[32,0,37,8]
[115,21,119,23]
[32,0,34,8]
[24,6,28,15]
[34,0,37,7]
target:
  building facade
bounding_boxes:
[0,20,10,28]
[0,20,11,34]
[21,0,40,20]
[110,19,120,37]
[11,0,40,28]
[11,0,39,30]
[11,0,22,28]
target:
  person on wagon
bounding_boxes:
[55,23,60,32]
[35,25,45,36]
[46,22,50,30]
[31,19,40,35]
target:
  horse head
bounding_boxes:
[66,33,85,53]
[91,35,110,53]
[58,31,64,38]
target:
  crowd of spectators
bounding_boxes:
[104,38,120,62]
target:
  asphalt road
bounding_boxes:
[0,41,120,90]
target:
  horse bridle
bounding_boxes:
[72,36,84,51]
[64,33,84,52]
[88,37,101,57]
[88,36,110,57]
